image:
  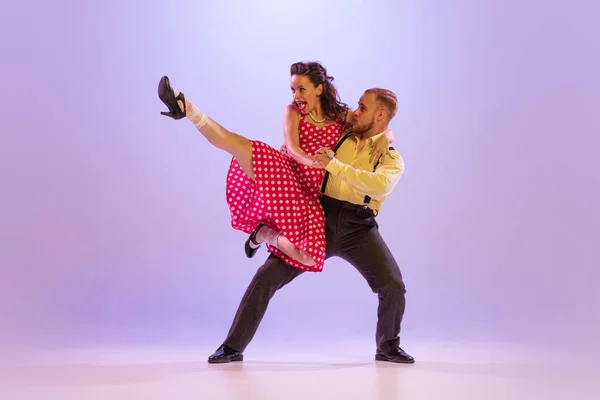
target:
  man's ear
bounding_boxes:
[377,108,387,122]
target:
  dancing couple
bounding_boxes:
[158,61,414,364]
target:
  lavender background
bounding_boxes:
[1,0,598,356]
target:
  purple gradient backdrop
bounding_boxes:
[2,0,599,354]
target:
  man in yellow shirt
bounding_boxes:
[208,88,414,364]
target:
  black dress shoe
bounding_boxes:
[208,344,243,364]
[375,347,415,364]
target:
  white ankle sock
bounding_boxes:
[175,91,208,129]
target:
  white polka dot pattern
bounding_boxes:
[225,116,342,272]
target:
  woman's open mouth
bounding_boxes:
[296,101,307,112]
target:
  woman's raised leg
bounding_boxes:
[159,76,254,178]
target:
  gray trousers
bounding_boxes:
[223,195,407,353]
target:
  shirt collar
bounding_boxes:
[352,129,389,144]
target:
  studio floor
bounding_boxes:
[1,340,597,400]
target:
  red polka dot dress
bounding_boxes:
[225,115,343,272]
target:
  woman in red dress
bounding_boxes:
[158,62,394,272]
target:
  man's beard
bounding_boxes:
[352,117,375,136]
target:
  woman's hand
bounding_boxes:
[370,130,398,163]
[312,148,334,169]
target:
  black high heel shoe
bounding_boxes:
[158,76,187,119]
[245,223,264,258]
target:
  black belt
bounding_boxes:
[319,195,376,217]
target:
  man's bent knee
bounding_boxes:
[379,277,406,296]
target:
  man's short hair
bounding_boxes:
[365,88,398,120]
